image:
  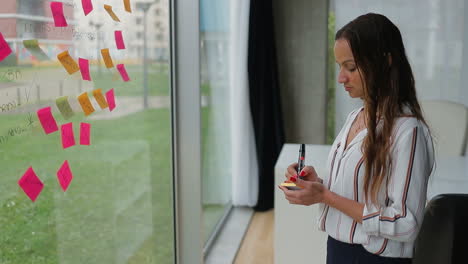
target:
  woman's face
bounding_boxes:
[334,38,364,99]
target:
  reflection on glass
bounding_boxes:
[0,0,173,263]
[200,0,232,244]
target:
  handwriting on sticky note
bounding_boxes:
[0,32,12,62]
[57,160,73,192]
[82,0,93,16]
[78,92,95,116]
[23,39,49,61]
[117,64,130,82]
[105,89,116,111]
[104,4,120,22]
[80,123,91,145]
[56,96,75,120]
[61,123,75,149]
[100,48,114,68]
[37,106,58,134]
[92,89,108,109]
[18,167,44,202]
[124,0,132,13]
[79,58,91,81]
[57,50,79,74]
[115,31,126,50]
[51,2,68,27]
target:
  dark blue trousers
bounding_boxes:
[327,236,412,264]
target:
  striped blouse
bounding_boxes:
[318,106,435,258]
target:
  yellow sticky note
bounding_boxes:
[101,48,114,68]
[124,0,132,13]
[92,89,109,109]
[78,92,95,116]
[57,50,79,75]
[104,5,121,22]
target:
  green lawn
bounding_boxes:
[0,109,174,264]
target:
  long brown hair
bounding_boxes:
[335,13,428,204]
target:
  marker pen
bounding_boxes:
[297,144,305,179]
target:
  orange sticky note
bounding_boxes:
[77,92,95,116]
[92,89,108,109]
[57,50,79,74]
[104,4,120,22]
[124,0,132,13]
[100,48,114,68]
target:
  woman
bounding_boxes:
[279,13,435,263]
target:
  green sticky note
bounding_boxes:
[56,96,74,120]
[23,39,49,61]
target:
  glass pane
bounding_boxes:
[0,0,173,263]
[200,0,232,243]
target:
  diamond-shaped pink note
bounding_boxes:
[18,167,44,202]
[57,160,73,192]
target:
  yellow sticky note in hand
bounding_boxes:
[57,50,79,75]
[78,92,95,116]
[100,48,114,68]
[93,89,109,109]
[104,4,121,22]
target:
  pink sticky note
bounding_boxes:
[18,167,44,202]
[105,89,116,111]
[37,106,58,134]
[51,2,68,27]
[57,160,73,192]
[116,64,130,82]
[115,31,126,50]
[82,0,93,16]
[61,122,75,149]
[79,58,91,81]
[80,122,91,145]
[0,32,12,62]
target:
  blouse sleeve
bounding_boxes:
[361,125,434,242]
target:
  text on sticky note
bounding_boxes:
[115,31,126,50]
[117,64,130,82]
[61,122,75,149]
[79,58,91,81]
[0,32,12,62]
[23,39,49,61]
[57,160,73,192]
[78,92,95,116]
[104,4,121,22]
[80,123,91,145]
[57,50,79,74]
[18,167,44,202]
[92,89,108,109]
[100,49,114,68]
[105,89,116,111]
[82,0,93,16]
[37,106,58,134]
[50,2,68,27]
[56,96,75,120]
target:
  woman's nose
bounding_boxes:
[338,70,348,83]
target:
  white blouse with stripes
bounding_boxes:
[318,106,435,258]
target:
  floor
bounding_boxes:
[234,209,274,264]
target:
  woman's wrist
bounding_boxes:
[322,188,335,206]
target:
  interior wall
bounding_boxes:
[273,0,329,144]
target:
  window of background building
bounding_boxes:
[0,0,174,263]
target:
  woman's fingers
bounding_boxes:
[285,162,298,179]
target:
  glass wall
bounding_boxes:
[0,0,174,263]
[200,0,233,245]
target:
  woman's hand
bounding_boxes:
[278,177,328,206]
[285,163,322,183]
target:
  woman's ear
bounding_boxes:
[387,53,392,66]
